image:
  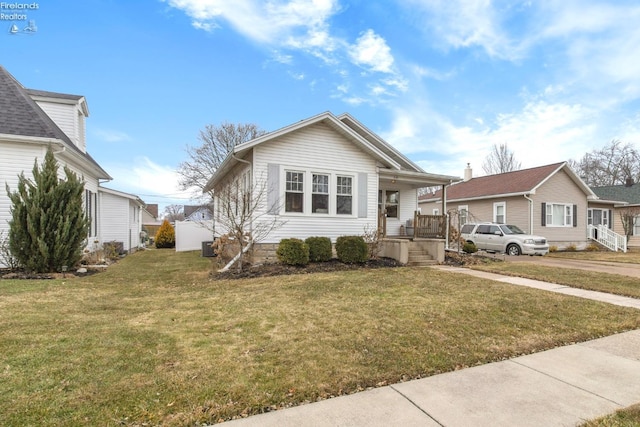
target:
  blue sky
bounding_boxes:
[4,0,640,211]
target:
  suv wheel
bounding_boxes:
[506,244,521,256]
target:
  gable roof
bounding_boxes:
[420,162,596,202]
[0,65,110,179]
[184,204,213,218]
[205,111,459,191]
[591,183,640,206]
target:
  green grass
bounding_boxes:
[471,262,640,299]
[1,249,640,426]
[547,249,640,264]
[582,404,640,426]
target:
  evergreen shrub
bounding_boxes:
[462,242,478,253]
[276,238,309,265]
[155,219,176,248]
[335,235,368,263]
[305,236,332,262]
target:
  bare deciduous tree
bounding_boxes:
[163,204,185,222]
[570,140,640,187]
[482,143,522,175]
[177,122,266,198]
[619,206,640,243]
[214,172,285,272]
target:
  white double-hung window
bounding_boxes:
[493,202,506,224]
[546,203,572,227]
[285,171,304,213]
[336,176,352,215]
[312,174,329,214]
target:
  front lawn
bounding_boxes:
[1,249,639,426]
[471,262,640,299]
[547,249,640,264]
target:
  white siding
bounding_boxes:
[0,142,47,242]
[251,122,379,243]
[99,191,143,252]
[34,100,86,152]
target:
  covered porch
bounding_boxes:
[376,169,457,263]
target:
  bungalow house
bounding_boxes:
[98,187,145,253]
[590,180,640,248]
[419,162,602,250]
[0,65,138,266]
[203,111,460,264]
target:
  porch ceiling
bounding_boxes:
[379,168,459,188]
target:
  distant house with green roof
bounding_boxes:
[590,179,640,247]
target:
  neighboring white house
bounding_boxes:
[98,187,145,253]
[0,65,141,267]
[184,204,214,221]
[204,111,459,264]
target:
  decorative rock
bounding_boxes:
[76,267,88,274]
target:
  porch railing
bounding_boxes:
[587,224,627,252]
[413,212,446,239]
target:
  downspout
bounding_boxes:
[524,194,534,234]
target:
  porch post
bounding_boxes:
[442,184,448,249]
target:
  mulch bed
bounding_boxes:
[214,257,403,280]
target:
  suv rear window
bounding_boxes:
[460,224,475,234]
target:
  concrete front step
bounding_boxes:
[407,259,438,266]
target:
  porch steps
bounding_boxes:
[407,249,436,266]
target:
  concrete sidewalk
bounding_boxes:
[222,268,640,427]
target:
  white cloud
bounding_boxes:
[164,0,339,56]
[93,128,132,143]
[104,157,194,208]
[402,0,523,60]
[382,97,602,177]
[349,29,395,74]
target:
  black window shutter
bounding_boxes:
[573,204,577,227]
[541,203,546,226]
[609,209,613,228]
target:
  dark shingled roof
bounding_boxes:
[591,183,640,205]
[420,162,566,202]
[0,65,111,179]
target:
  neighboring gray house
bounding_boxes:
[419,162,601,250]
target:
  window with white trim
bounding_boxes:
[312,173,329,214]
[546,203,572,227]
[433,208,440,215]
[493,202,506,224]
[458,205,469,225]
[285,171,304,213]
[336,176,352,215]
[634,216,640,236]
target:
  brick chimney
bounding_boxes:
[625,177,634,187]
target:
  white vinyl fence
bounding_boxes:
[175,220,214,252]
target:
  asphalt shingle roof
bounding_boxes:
[591,183,640,204]
[0,65,111,179]
[420,162,566,201]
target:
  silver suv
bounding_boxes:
[460,223,549,256]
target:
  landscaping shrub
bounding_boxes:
[549,245,558,253]
[586,243,600,252]
[565,243,577,252]
[155,219,176,248]
[462,241,478,254]
[305,236,332,262]
[276,238,309,266]
[335,235,368,263]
